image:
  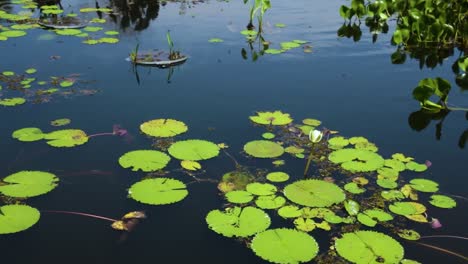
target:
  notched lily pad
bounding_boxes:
[44,129,88,147]
[429,194,456,209]
[283,179,345,207]
[244,140,284,158]
[206,206,270,237]
[329,148,384,172]
[0,205,40,234]
[140,119,188,137]
[0,170,59,198]
[119,150,171,172]
[249,111,293,125]
[128,178,188,205]
[12,127,44,142]
[168,139,220,161]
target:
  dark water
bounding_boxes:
[1,0,467,263]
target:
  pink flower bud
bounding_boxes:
[430,218,442,229]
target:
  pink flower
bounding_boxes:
[430,218,442,229]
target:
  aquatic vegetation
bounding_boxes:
[12,128,44,142]
[265,171,289,182]
[206,206,270,237]
[44,129,88,147]
[50,118,71,127]
[0,171,58,198]
[250,110,293,125]
[140,118,188,137]
[429,195,457,209]
[208,38,223,43]
[180,160,202,171]
[0,205,40,234]
[168,139,220,161]
[0,97,26,106]
[118,150,171,172]
[128,178,188,205]
[284,179,345,207]
[244,140,284,158]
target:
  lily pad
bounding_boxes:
[278,205,302,218]
[357,209,393,227]
[0,97,26,106]
[294,217,316,232]
[180,160,201,171]
[384,159,406,172]
[266,172,289,182]
[409,179,439,193]
[50,118,71,126]
[119,150,171,172]
[389,202,426,216]
[225,191,254,204]
[249,111,293,125]
[406,161,427,172]
[0,171,58,198]
[12,127,44,142]
[25,68,37,74]
[255,195,286,209]
[328,137,349,149]
[0,30,27,37]
[377,179,398,189]
[381,190,405,201]
[284,146,304,154]
[335,231,404,264]
[397,229,420,241]
[206,206,270,237]
[60,80,74,87]
[55,29,82,35]
[344,200,360,216]
[329,148,384,172]
[128,178,188,205]
[246,182,277,196]
[280,41,301,50]
[429,194,456,209]
[344,182,366,194]
[244,140,284,158]
[262,132,275,139]
[302,118,321,126]
[251,228,319,264]
[44,129,88,147]
[283,179,346,207]
[265,49,284,54]
[0,205,40,234]
[208,38,223,43]
[168,139,220,161]
[392,153,414,163]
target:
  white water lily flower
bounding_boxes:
[309,129,323,143]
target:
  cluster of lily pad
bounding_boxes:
[0,68,96,106]
[205,110,457,263]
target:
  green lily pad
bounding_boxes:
[244,140,284,158]
[294,217,316,232]
[275,23,286,28]
[348,136,368,145]
[0,171,58,198]
[98,37,119,44]
[384,159,406,172]
[298,125,314,135]
[354,141,378,152]
[278,205,302,218]
[220,170,255,191]
[0,97,26,106]
[0,30,27,37]
[255,195,286,209]
[225,191,254,204]
[344,200,360,216]
[429,194,456,209]
[83,26,102,32]
[55,29,82,35]
[283,179,346,207]
[329,148,385,172]
[180,160,201,171]
[105,31,119,35]
[397,229,420,241]
[12,127,44,142]
[119,150,171,172]
[381,190,405,201]
[264,49,284,54]
[83,39,99,45]
[2,71,15,76]
[25,68,37,74]
[60,80,74,87]
[409,179,439,192]
[0,205,40,234]
[377,167,399,180]
[266,171,289,182]
[401,259,421,264]
[168,139,220,161]
[208,38,223,43]
[262,132,275,139]
[206,206,270,237]
[377,179,398,189]
[328,137,349,149]
[240,29,257,36]
[344,182,366,194]
[128,178,188,205]
[284,146,304,154]
[249,111,293,125]
[251,228,319,263]
[44,129,88,147]
[302,118,321,126]
[246,182,277,196]
[50,118,71,126]
[389,202,426,216]
[357,209,393,227]
[280,41,301,50]
[335,231,404,264]
[392,153,414,163]
[406,161,427,172]
[140,119,188,137]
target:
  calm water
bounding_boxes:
[1,0,467,263]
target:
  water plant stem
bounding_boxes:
[303,144,314,177]
[87,132,114,138]
[412,241,468,261]
[420,235,468,241]
[42,210,118,222]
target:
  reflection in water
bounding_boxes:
[107,0,159,31]
[132,64,180,85]
[408,110,468,149]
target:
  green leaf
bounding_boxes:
[397,229,420,241]
[246,182,277,196]
[284,179,346,207]
[344,182,366,194]
[168,139,220,161]
[275,23,286,28]
[357,209,393,227]
[329,148,385,172]
[405,161,427,172]
[409,178,439,192]
[389,202,426,216]
[0,205,40,234]
[266,171,289,182]
[262,132,275,139]
[25,68,37,74]
[128,178,188,205]
[98,37,119,44]
[0,30,27,37]
[180,160,201,171]
[55,29,82,35]
[140,119,188,137]
[0,97,26,106]
[278,205,302,218]
[335,231,404,264]
[206,206,270,237]
[105,31,119,35]
[280,41,301,50]
[328,136,350,149]
[12,127,44,142]
[44,129,88,147]
[294,217,316,232]
[60,80,74,87]
[83,26,103,32]
[344,200,360,216]
[50,118,71,126]
[225,191,254,204]
[208,38,224,43]
[429,194,456,209]
[244,140,284,158]
[0,171,59,198]
[377,179,398,189]
[251,228,319,263]
[381,190,405,201]
[284,146,304,154]
[249,111,293,125]
[255,195,286,209]
[119,150,171,172]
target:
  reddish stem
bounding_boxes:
[42,210,118,222]
[87,132,114,138]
